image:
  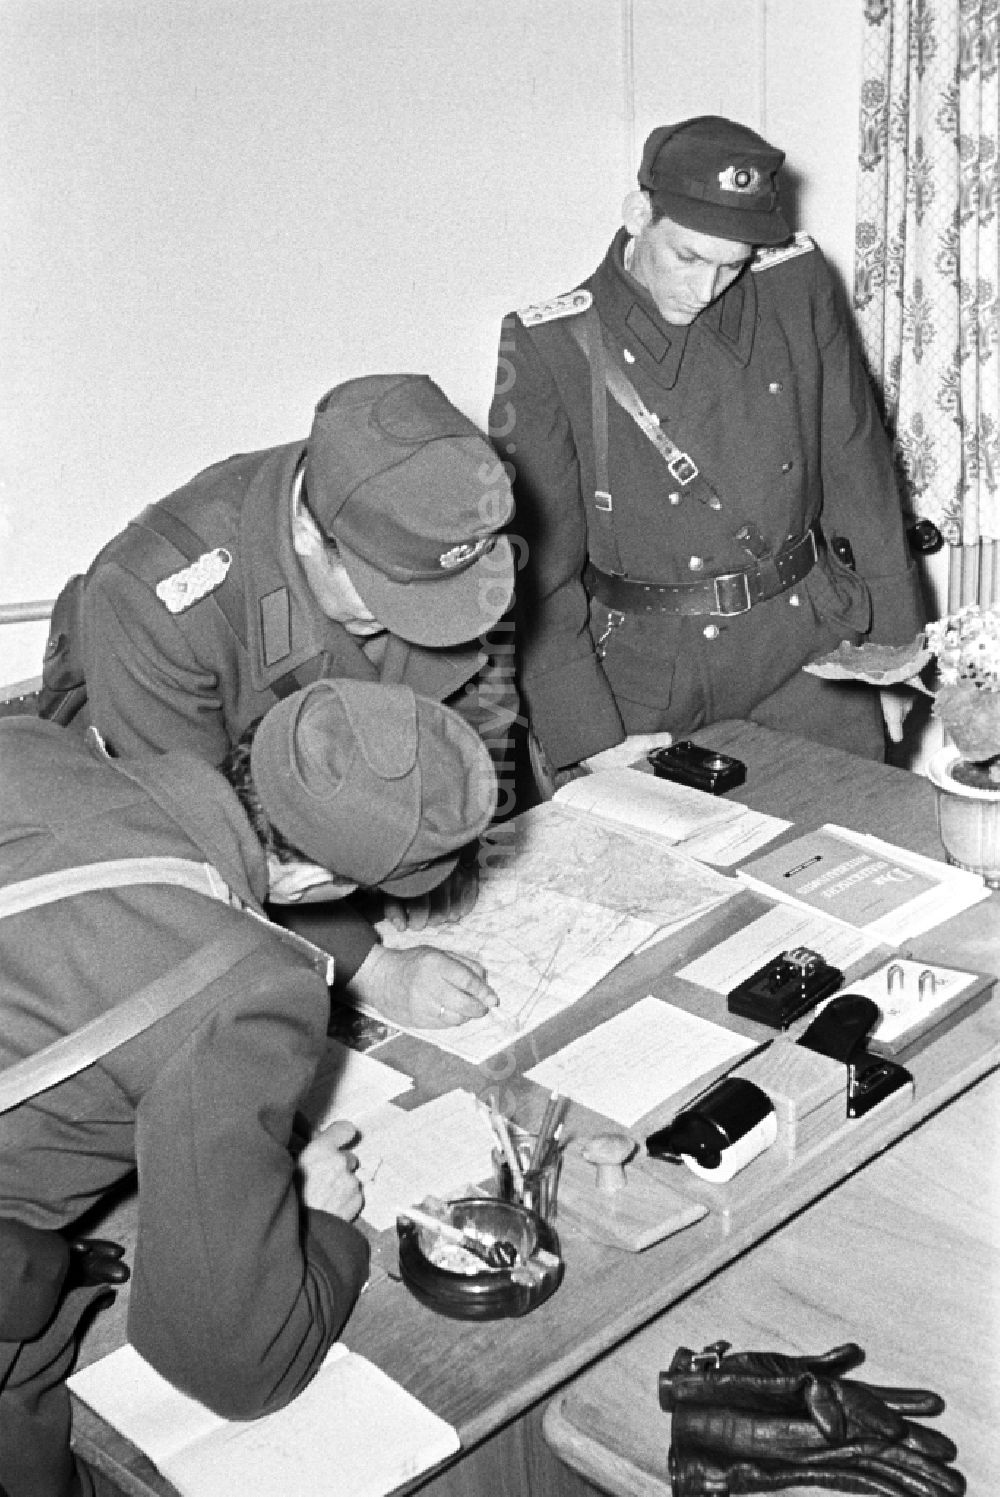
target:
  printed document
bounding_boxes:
[526,996,758,1127]
[352,1089,497,1229]
[738,824,992,944]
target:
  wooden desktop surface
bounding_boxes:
[542,1068,1000,1496]
[71,723,1000,1497]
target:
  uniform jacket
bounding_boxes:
[80,440,517,768]
[491,230,925,769]
[79,441,520,974]
[0,717,369,1418]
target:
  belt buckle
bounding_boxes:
[667,452,698,485]
[712,571,753,615]
[595,489,613,512]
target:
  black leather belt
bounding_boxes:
[585,528,820,618]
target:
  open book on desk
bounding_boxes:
[552,768,788,866]
[70,1342,459,1497]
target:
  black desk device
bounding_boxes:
[797,994,911,1118]
[727,947,843,1029]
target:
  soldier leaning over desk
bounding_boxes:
[48,373,518,1025]
[489,116,924,787]
[0,679,498,1497]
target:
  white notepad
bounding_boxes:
[70,1342,459,1497]
[525,995,757,1127]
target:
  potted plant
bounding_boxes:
[804,605,1000,887]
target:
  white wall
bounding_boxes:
[1,0,862,684]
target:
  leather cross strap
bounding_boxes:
[565,307,728,517]
[0,856,234,920]
[0,923,266,1115]
[584,526,820,618]
[0,853,336,1114]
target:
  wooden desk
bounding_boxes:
[542,1069,1000,1495]
[70,723,1000,1497]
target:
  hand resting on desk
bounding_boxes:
[297,1119,364,1219]
[581,731,674,774]
[348,944,498,1028]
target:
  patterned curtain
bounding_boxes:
[854,0,999,557]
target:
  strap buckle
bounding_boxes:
[712,571,753,615]
[667,452,699,485]
[594,490,613,512]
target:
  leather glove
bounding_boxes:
[662,1342,866,1409]
[65,1236,131,1289]
[660,1342,945,1426]
[669,1404,963,1496]
[661,1343,964,1497]
[669,1442,965,1496]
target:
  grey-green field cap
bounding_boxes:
[251,679,497,897]
[307,374,515,648]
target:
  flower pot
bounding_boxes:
[927,746,1000,889]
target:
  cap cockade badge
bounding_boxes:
[718,164,762,195]
[438,537,492,570]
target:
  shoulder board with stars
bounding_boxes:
[516,289,593,326]
[751,232,815,273]
[155,547,232,614]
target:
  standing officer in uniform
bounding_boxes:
[0,678,498,1497]
[489,116,924,783]
[65,373,518,1021]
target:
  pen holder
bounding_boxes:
[491,1125,562,1223]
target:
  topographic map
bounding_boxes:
[377,805,735,1063]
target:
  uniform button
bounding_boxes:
[703,624,720,640]
[768,381,783,394]
[788,593,801,607]
[688,556,704,571]
[669,491,681,505]
[708,496,722,510]
[781,460,794,472]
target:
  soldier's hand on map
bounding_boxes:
[582,732,675,774]
[349,944,498,1029]
[382,860,479,933]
